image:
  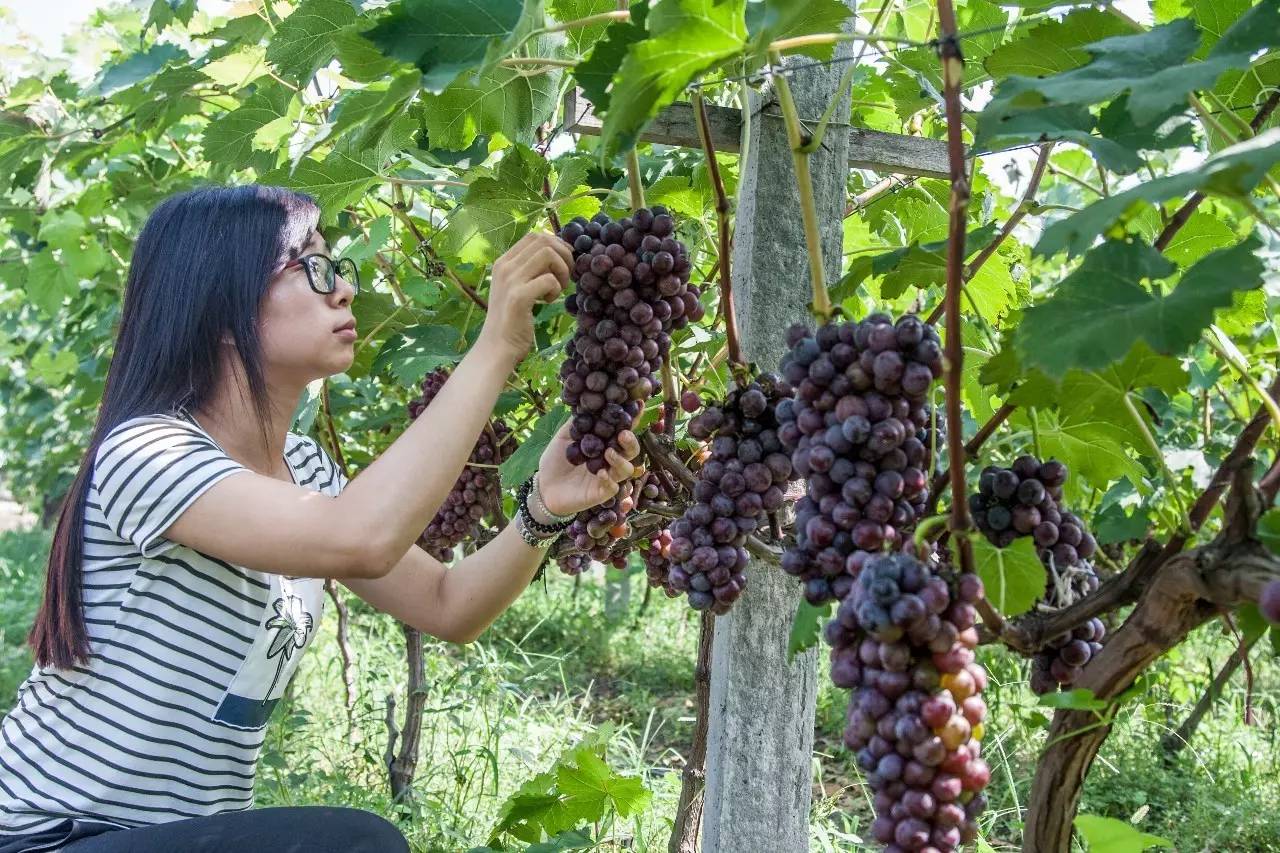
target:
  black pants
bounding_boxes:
[5,807,409,852]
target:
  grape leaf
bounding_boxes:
[333,26,411,83]
[983,3,1280,130]
[423,65,558,151]
[1036,413,1147,498]
[555,750,652,824]
[1093,504,1152,545]
[1016,237,1264,375]
[549,0,618,54]
[37,211,85,254]
[573,1,648,113]
[95,44,187,97]
[971,536,1044,618]
[645,174,704,218]
[501,406,571,491]
[984,9,1133,81]
[746,0,854,62]
[203,83,296,169]
[374,324,463,387]
[263,148,386,220]
[598,0,748,158]
[365,0,529,94]
[1159,211,1237,266]
[296,71,421,164]
[1073,814,1172,852]
[437,144,551,263]
[26,252,78,317]
[787,598,831,662]
[266,0,358,83]
[1059,343,1188,425]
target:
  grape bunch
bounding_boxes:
[825,553,990,851]
[969,456,1105,694]
[642,529,676,595]
[407,368,516,561]
[558,207,703,474]
[664,375,795,613]
[559,480,638,570]
[775,313,944,605]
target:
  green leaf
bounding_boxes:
[95,44,187,96]
[298,70,421,163]
[971,536,1044,617]
[1159,211,1237,266]
[788,598,831,662]
[67,239,108,279]
[266,0,358,83]
[1094,504,1151,545]
[423,65,558,151]
[1036,129,1280,257]
[746,0,854,61]
[526,828,596,853]
[1016,237,1264,375]
[37,210,86,253]
[29,347,79,385]
[374,324,463,386]
[1037,413,1147,498]
[1039,688,1109,711]
[984,8,1132,80]
[146,0,197,32]
[550,0,618,54]
[556,749,652,823]
[203,83,296,169]
[200,45,269,89]
[437,144,551,263]
[984,4,1280,129]
[334,26,413,83]
[1258,508,1280,555]
[599,0,748,157]
[574,2,649,112]
[645,174,704,218]
[365,0,529,94]
[1057,343,1189,443]
[501,406,570,489]
[1074,813,1172,852]
[26,252,78,317]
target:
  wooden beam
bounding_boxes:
[563,89,950,179]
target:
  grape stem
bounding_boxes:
[768,50,832,322]
[692,92,743,369]
[662,359,678,440]
[386,201,490,310]
[936,2,974,566]
[625,148,646,210]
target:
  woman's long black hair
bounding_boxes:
[29,184,321,669]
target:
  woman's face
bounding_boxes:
[258,229,358,383]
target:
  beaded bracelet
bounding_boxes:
[515,476,571,545]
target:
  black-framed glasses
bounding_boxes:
[282,254,361,296]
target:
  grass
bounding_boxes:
[0,523,1277,851]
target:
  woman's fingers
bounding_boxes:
[616,430,640,460]
[603,447,635,482]
[595,467,621,495]
[520,271,564,306]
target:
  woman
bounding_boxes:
[0,185,638,852]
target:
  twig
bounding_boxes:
[324,579,358,740]
[692,92,742,368]
[385,200,490,310]
[668,612,715,853]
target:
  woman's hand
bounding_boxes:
[533,423,640,518]
[477,232,573,368]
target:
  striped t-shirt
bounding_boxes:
[0,413,347,843]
